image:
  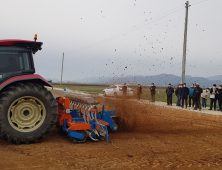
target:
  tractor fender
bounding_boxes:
[0,74,52,92]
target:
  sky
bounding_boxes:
[0,0,221,82]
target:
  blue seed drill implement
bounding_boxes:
[56,92,118,143]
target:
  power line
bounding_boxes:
[66,0,209,55]
[67,7,185,54]
[106,4,185,36]
[190,0,207,6]
[189,0,202,3]
[66,4,185,55]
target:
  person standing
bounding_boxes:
[137,84,142,100]
[150,83,156,102]
[209,84,218,110]
[181,83,189,108]
[122,83,127,98]
[189,83,195,107]
[166,83,174,106]
[175,84,182,106]
[201,88,210,110]
[218,85,222,111]
[193,83,203,111]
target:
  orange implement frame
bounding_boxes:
[57,97,72,126]
[67,120,91,131]
[56,97,109,131]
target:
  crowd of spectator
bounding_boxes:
[167,83,222,111]
[135,82,222,111]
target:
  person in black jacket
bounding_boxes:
[137,84,142,100]
[209,84,218,110]
[181,83,189,108]
[150,83,156,102]
[193,83,203,111]
[175,84,182,106]
[166,83,174,106]
[122,83,127,98]
[218,85,222,111]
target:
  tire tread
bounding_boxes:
[0,82,58,144]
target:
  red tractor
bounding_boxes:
[0,35,58,144]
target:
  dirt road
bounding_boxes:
[1,90,222,169]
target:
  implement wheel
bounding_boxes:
[0,82,58,144]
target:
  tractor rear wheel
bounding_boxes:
[0,82,58,144]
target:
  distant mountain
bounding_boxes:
[75,74,222,87]
[207,75,222,81]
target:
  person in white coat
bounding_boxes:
[201,88,210,109]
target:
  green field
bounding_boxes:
[53,84,107,94]
[53,84,215,108]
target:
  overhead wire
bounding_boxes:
[189,0,203,3]
[190,0,207,6]
[67,7,185,54]
[103,3,185,35]
[66,0,208,55]
[66,4,185,55]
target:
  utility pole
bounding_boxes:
[60,53,64,87]
[181,1,190,84]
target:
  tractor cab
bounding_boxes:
[0,36,42,84]
[0,35,57,144]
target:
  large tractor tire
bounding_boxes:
[0,82,58,144]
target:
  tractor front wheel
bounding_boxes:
[0,82,58,144]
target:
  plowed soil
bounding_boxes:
[1,90,222,170]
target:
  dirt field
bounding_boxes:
[1,89,222,170]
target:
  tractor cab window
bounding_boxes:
[0,47,32,81]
